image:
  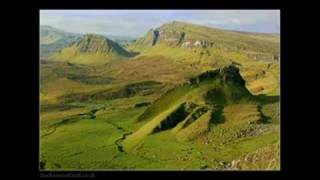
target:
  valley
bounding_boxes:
[40,20,280,170]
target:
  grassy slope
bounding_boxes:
[40,62,280,170]
[51,46,128,65]
[50,34,132,65]
[128,21,280,95]
[131,21,279,54]
[41,103,279,170]
[41,112,162,170]
[40,22,280,170]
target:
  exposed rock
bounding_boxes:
[187,65,246,87]
[152,30,160,46]
[231,160,241,169]
[219,65,246,86]
[182,41,191,48]
[194,41,201,47]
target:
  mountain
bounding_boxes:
[40,21,280,170]
[124,65,257,148]
[51,34,134,65]
[40,25,77,44]
[129,21,280,63]
[40,25,80,58]
[127,21,280,95]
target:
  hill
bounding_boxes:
[127,21,280,95]
[40,63,279,170]
[51,34,134,65]
[124,65,255,148]
[129,21,279,62]
[40,21,280,170]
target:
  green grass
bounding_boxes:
[41,119,122,169]
[40,61,280,170]
[125,127,279,169]
[40,84,279,170]
[40,106,148,170]
[40,21,280,170]
[50,34,134,65]
[175,110,212,141]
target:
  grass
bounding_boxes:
[125,127,279,169]
[130,21,279,56]
[40,106,148,170]
[40,21,280,170]
[52,48,126,65]
[41,119,121,169]
[176,110,212,141]
[40,107,89,128]
[50,34,133,65]
[230,140,280,170]
[40,60,280,170]
[124,68,259,149]
[40,82,279,170]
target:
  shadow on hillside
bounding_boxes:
[210,105,225,125]
[130,51,140,57]
[254,94,280,124]
[255,94,280,105]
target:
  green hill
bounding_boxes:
[124,65,256,148]
[51,34,134,65]
[129,21,279,63]
[40,21,280,170]
[127,21,280,95]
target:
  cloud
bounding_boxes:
[40,10,280,37]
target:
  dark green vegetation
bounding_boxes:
[40,21,280,170]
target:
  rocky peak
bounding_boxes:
[149,22,214,48]
[72,34,132,57]
[75,34,111,53]
[188,65,246,86]
[219,65,245,86]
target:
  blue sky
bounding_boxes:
[40,10,280,38]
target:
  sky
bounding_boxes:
[40,10,280,38]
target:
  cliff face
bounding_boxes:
[147,21,215,48]
[188,65,246,87]
[130,21,280,63]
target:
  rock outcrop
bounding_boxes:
[147,22,215,48]
[188,65,246,87]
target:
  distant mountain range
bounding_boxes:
[41,22,280,65]
[40,26,80,59]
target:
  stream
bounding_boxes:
[105,121,132,153]
[41,106,105,138]
[42,105,132,153]
[115,132,132,152]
